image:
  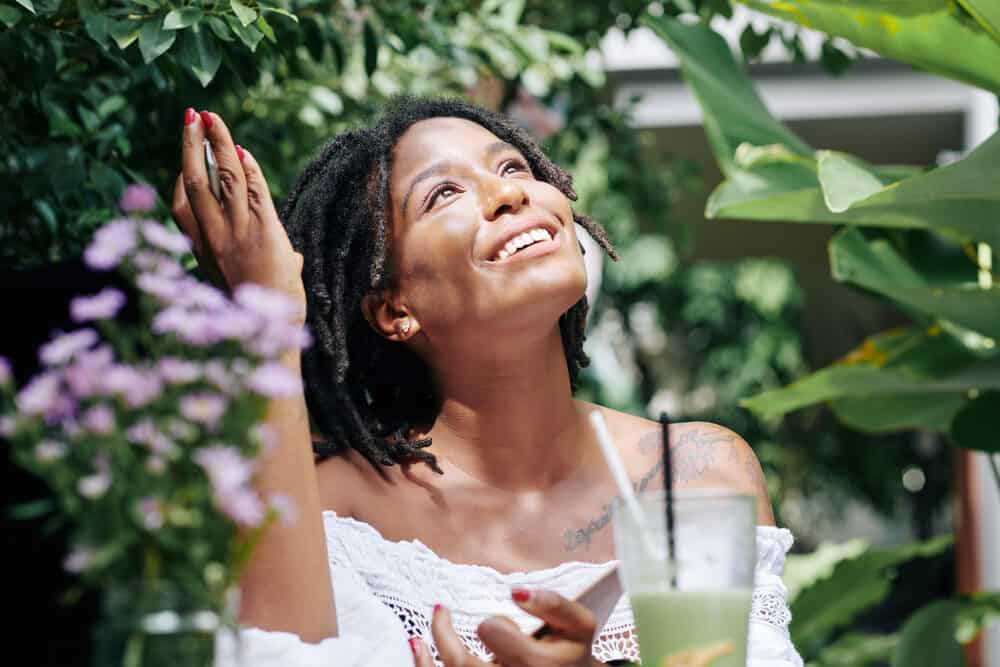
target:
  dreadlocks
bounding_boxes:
[279,96,616,473]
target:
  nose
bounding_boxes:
[482,177,528,221]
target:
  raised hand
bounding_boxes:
[172,109,306,322]
[411,589,603,667]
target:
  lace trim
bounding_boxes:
[323,512,794,664]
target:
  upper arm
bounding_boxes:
[678,422,775,526]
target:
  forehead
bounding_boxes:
[391,117,509,175]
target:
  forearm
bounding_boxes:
[238,349,338,642]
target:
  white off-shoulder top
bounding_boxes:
[219,512,804,666]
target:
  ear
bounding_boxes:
[361,290,421,342]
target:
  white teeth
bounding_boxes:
[493,227,554,261]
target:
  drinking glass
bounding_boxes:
[612,490,756,667]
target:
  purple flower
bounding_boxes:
[84,219,138,270]
[217,486,266,527]
[137,496,165,530]
[64,546,95,573]
[0,416,17,438]
[137,272,182,302]
[194,445,254,492]
[82,404,116,435]
[249,321,313,357]
[101,365,162,408]
[119,184,157,214]
[142,221,191,255]
[157,358,201,384]
[268,492,298,526]
[70,288,126,323]
[0,356,11,385]
[178,282,228,311]
[64,345,114,398]
[35,439,68,462]
[251,423,279,455]
[246,362,301,397]
[39,329,98,367]
[134,251,184,277]
[78,470,111,499]
[126,418,156,445]
[16,372,63,417]
[180,393,228,429]
[234,284,304,323]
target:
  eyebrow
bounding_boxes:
[399,141,522,215]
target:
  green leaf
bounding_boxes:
[206,16,234,42]
[96,95,126,119]
[177,24,221,87]
[815,632,898,667]
[363,19,378,76]
[109,19,141,50]
[817,151,886,213]
[255,13,276,44]
[163,7,203,30]
[14,0,33,14]
[79,0,110,47]
[139,17,176,64]
[831,392,967,433]
[958,0,1000,42]
[891,600,965,667]
[738,0,1000,94]
[0,4,21,27]
[225,14,263,52]
[6,498,54,520]
[739,24,771,60]
[830,228,1000,339]
[260,4,298,23]
[641,16,813,173]
[791,536,951,648]
[951,390,1000,452]
[230,0,256,27]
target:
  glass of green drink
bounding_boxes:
[612,490,756,667]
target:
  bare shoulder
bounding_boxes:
[588,404,775,525]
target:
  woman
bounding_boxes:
[173,98,801,666]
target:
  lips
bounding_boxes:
[484,218,561,263]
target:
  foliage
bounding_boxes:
[0,0,600,269]
[0,195,310,636]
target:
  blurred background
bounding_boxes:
[1,1,998,665]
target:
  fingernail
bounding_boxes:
[184,108,197,126]
[235,144,245,163]
[512,589,531,602]
[408,638,419,656]
[199,110,213,130]
[433,603,442,616]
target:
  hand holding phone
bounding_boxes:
[204,138,222,201]
[524,565,622,639]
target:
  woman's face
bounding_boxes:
[384,117,587,346]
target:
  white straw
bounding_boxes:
[588,410,659,557]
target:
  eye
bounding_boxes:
[425,183,459,210]
[500,158,530,177]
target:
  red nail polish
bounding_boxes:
[408,638,419,656]
[184,108,196,126]
[512,589,531,602]
[235,145,245,163]
[199,110,213,130]
[433,604,442,615]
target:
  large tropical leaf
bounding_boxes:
[643,15,1000,249]
[790,535,951,648]
[830,228,1000,339]
[739,0,1000,93]
[890,599,965,667]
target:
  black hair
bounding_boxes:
[279,96,616,473]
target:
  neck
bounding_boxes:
[424,325,586,491]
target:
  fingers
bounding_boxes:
[512,590,596,642]
[410,637,435,667]
[238,146,280,227]
[477,615,548,667]
[200,110,250,235]
[432,605,490,667]
[172,173,203,255]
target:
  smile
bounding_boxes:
[490,227,560,262]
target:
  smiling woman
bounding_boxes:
[172,96,801,667]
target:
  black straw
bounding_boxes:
[660,412,677,588]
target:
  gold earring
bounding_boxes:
[400,319,411,335]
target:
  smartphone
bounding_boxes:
[204,138,222,201]
[523,565,623,640]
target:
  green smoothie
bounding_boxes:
[631,589,752,667]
